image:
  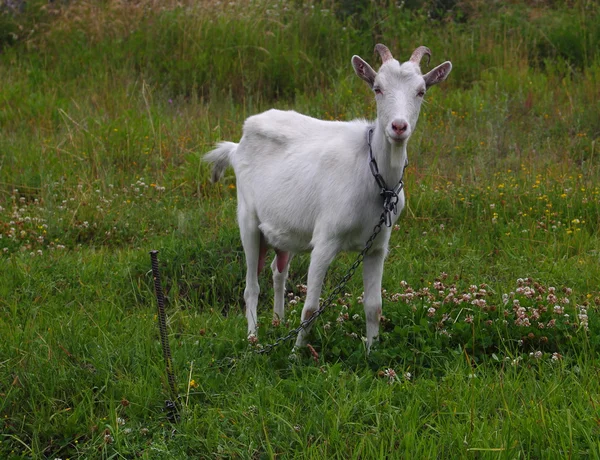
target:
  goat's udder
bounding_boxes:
[257,233,290,274]
[275,250,290,273]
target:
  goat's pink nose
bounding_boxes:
[392,120,408,135]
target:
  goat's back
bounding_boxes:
[233,109,368,170]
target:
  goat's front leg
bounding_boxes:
[362,248,386,352]
[294,244,339,348]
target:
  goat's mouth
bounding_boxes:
[386,131,410,143]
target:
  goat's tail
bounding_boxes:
[203,141,237,183]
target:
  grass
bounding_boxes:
[1,0,600,457]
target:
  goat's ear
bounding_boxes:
[424,61,452,88]
[352,56,377,88]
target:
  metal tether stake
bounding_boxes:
[149,250,179,422]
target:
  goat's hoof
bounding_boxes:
[288,347,300,362]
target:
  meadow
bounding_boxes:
[1,0,599,457]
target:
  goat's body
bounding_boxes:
[222,110,400,254]
[206,109,402,348]
[204,45,451,352]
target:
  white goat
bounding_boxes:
[204,44,452,351]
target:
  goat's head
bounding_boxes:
[352,44,452,144]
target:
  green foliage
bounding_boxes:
[129,6,352,100]
[534,4,600,70]
[0,0,45,50]
[1,0,600,458]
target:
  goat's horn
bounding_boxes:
[409,46,431,66]
[375,44,393,63]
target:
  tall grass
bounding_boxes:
[1,0,599,458]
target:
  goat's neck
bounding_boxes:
[370,125,408,188]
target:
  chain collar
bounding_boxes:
[367,127,409,227]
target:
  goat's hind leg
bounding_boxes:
[271,252,293,323]
[238,210,262,337]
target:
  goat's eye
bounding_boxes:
[374,87,382,95]
[417,89,426,97]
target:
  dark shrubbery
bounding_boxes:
[2,0,598,103]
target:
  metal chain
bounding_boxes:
[367,127,408,227]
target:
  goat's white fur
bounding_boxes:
[204,45,452,351]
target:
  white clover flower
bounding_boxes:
[529,351,542,360]
[383,368,397,384]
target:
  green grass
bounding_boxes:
[1,0,600,457]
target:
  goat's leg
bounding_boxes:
[271,253,293,323]
[294,244,339,348]
[362,248,386,352]
[238,211,261,337]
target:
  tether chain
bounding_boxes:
[255,127,408,354]
[367,127,408,227]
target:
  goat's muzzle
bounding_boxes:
[389,119,410,142]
